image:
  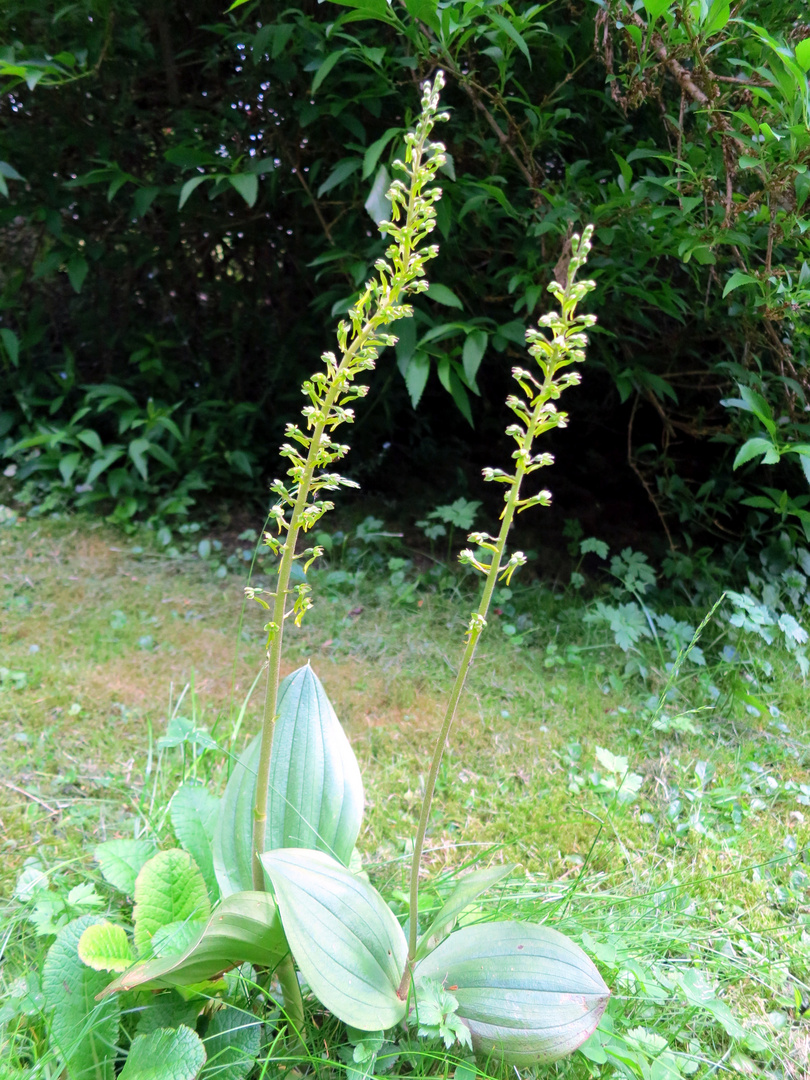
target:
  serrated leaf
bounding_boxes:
[580,537,609,559]
[99,891,286,995]
[722,270,758,298]
[171,784,220,901]
[136,992,203,1037]
[213,666,363,897]
[416,865,516,960]
[78,921,134,973]
[95,839,156,895]
[415,922,609,1065]
[262,848,408,1030]
[201,1006,260,1080]
[152,920,208,958]
[733,437,780,470]
[595,746,628,776]
[133,850,211,956]
[43,916,120,1080]
[120,1025,206,1080]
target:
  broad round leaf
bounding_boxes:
[133,849,211,956]
[415,921,609,1065]
[43,915,120,1080]
[262,848,407,1031]
[120,1025,206,1080]
[78,920,134,973]
[213,665,363,897]
[99,891,286,995]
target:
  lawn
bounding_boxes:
[1,513,809,1077]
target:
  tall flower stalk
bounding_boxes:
[250,74,449,891]
[398,226,597,996]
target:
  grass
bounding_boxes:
[2,512,810,1076]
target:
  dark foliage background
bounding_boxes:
[1,0,809,563]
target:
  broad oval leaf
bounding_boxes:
[43,915,120,1080]
[120,1025,206,1080]
[213,665,363,897]
[262,848,407,1031]
[99,891,286,996]
[133,849,211,956]
[414,922,609,1065]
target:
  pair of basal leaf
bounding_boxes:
[84,665,608,1065]
[261,847,609,1065]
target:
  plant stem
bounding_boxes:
[398,375,554,999]
[250,125,432,892]
[276,951,305,1039]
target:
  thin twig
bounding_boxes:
[3,781,59,816]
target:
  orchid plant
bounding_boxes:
[42,74,609,1080]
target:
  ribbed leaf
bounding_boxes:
[43,915,120,1080]
[119,1025,206,1080]
[415,922,609,1065]
[99,891,286,996]
[262,848,407,1031]
[415,865,516,960]
[213,665,363,897]
[133,850,211,956]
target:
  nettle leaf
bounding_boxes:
[214,665,363,897]
[416,865,517,960]
[136,992,203,1037]
[262,848,408,1031]
[100,891,286,995]
[201,1005,261,1080]
[78,921,134,973]
[133,849,211,956]
[414,922,609,1066]
[120,1025,206,1080]
[170,783,220,901]
[42,915,120,1080]
[95,839,156,895]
